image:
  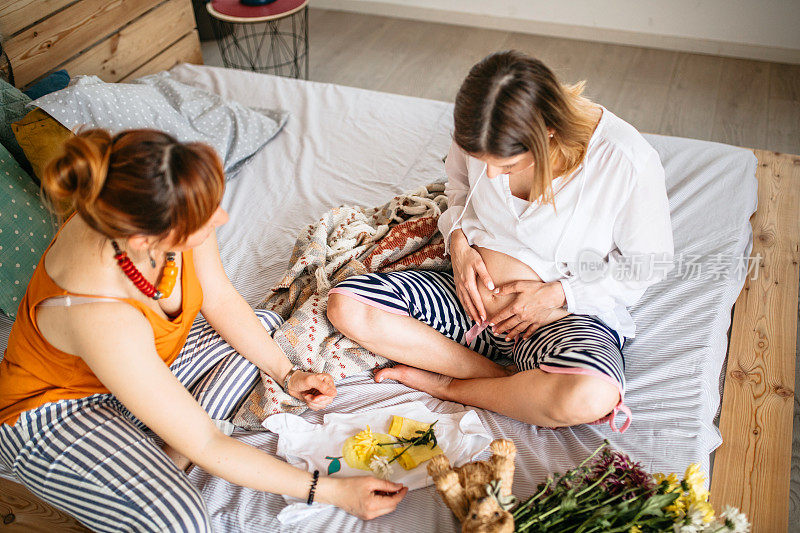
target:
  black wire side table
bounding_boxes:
[207,0,309,80]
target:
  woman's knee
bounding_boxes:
[327,293,381,341]
[545,374,620,426]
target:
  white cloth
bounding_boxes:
[264,401,492,524]
[437,106,674,338]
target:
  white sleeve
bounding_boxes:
[438,140,471,255]
[559,150,674,316]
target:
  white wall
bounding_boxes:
[313,0,800,64]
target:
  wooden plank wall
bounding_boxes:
[0,0,203,89]
[0,0,76,36]
[710,149,800,532]
[121,30,203,82]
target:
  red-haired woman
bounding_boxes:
[0,130,406,532]
[328,50,673,433]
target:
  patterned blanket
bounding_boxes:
[232,183,450,430]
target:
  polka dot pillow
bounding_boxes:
[32,72,289,177]
[0,142,55,317]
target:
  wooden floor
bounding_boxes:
[203,6,800,523]
[201,8,800,153]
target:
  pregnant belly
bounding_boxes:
[474,246,542,320]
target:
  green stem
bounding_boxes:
[515,486,567,522]
[602,517,659,533]
[512,478,552,518]
[516,502,564,530]
[378,421,438,464]
[577,440,610,470]
[597,497,661,533]
[569,490,642,533]
[575,468,613,499]
[566,490,642,533]
[515,474,630,529]
[388,442,414,464]
[514,440,610,532]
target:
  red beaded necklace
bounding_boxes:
[112,241,178,300]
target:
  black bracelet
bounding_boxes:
[307,470,320,505]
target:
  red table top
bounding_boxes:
[208,0,308,22]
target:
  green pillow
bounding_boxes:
[0,78,32,171]
[0,142,55,317]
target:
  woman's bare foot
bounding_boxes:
[162,443,193,473]
[374,365,454,399]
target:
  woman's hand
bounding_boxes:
[450,229,495,323]
[488,281,569,340]
[318,476,408,520]
[286,371,337,410]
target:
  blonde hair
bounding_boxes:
[453,50,599,207]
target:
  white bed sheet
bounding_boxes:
[166,64,756,532]
[0,64,758,532]
[167,64,456,307]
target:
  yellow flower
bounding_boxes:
[681,463,711,507]
[352,425,379,461]
[666,496,686,517]
[683,464,706,491]
[629,526,642,533]
[693,501,715,523]
[654,472,681,493]
[689,484,710,505]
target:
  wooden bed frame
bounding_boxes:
[0,1,797,531]
[709,148,799,532]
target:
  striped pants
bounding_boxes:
[331,271,632,431]
[0,309,283,533]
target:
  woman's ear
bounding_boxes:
[126,235,155,255]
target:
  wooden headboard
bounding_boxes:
[0,0,203,90]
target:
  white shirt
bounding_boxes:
[437,106,674,338]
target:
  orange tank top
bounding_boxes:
[0,228,204,426]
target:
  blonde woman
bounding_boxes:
[328,50,673,433]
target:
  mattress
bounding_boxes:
[0,64,758,532]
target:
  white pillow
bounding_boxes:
[32,72,288,177]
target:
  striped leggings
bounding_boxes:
[0,309,283,533]
[331,270,631,431]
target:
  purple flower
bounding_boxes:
[586,448,656,498]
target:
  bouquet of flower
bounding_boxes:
[512,441,750,533]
